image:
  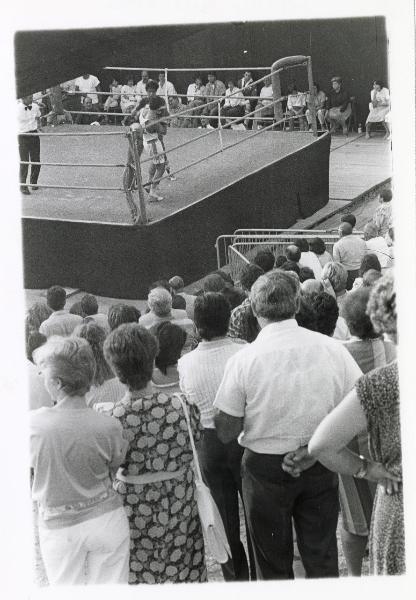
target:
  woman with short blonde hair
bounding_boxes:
[31,336,130,585]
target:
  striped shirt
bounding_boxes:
[178,337,246,428]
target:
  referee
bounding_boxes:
[18,94,43,195]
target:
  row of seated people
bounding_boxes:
[27,259,401,584]
[34,72,391,135]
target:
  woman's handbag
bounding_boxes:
[174,393,231,564]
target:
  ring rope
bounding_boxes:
[20,161,126,168]
[104,66,270,72]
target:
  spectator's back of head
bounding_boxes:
[26,331,47,362]
[149,279,170,292]
[359,253,381,277]
[299,266,315,283]
[26,302,53,334]
[74,321,113,385]
[312,292,339,337]
[363,222,379,241]
[251,270,300,322]
[239,263,264,292]
[293,238,309,253]
[154,322,187,374]
[367,271,396,340]
[80,293,99,316]
[309,237,327,256]
[285,245,301,263]
[379,189,392,203]
[168,276,185,293]
[342,287,377,340]
[275,255,288,268]
[203,274,226,293]
[339,222,353,237]
[148,287,172,317]
[46,285,66,311]
[362,269,383,287]
[194,293,231,340]
[280,261,300,276]
[301,279,324,296]
[108,303,141,331]
[212,270,234,286]
[69,301,85,317]
[341,213,357,228]
[253,249,275,273]
[172,294,186,310]
[295,297,317,332]
[321,261,348,293]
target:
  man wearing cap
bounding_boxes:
[325,77,351,135]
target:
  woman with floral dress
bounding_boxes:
[103,323,207,584]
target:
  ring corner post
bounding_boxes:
[130,127,148,225]
[306,56,318,137]
[271,66,283,124]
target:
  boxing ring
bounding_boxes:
[21,56,331,298]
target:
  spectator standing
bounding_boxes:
[74,322,126,409]
[75,73,101,112]
[372,189,393,237]
[325,76,351,135]
[200,72,226,128]
[321,261,349,316]
[80,293,110,332]
[228,264,263,343]
[139,287,196,352]
[332,222,367,289]
[202,273,245,311]
[363,222,393,270]
[351,253,382,291]
[31,337,130,584]
[178,293,254,581]
[108,303,141,331]
[39,286,83,337]
[306,272,404,575]
[253,249,276,273]
[214,270,362,579]
[104,324,207,584]
[169,276,196,320]
[309,237,333,269]
[152,321,186,389]
[18,95,43,194]
[26,332,53,410]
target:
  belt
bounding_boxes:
[116,467,185,485]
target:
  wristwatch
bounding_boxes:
[354,456,368,479]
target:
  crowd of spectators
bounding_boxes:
[26,186,403,585]
[28,71,391,135]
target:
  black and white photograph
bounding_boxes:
[1,1,415,597]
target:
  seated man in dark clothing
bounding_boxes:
[75,97,102,125]
[325,76,351,135]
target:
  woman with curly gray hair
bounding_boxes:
[103,323,207,584]
[305,271,404,575]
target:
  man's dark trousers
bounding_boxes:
[242,448,339,579]
[197,429,256,581]
[19,132,41,186]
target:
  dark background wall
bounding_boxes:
[15,17,387,125]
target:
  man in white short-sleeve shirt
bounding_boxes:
[75,74,101,109]
[214,270,362,580]
[17,95,43,194]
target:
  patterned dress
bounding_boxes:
[356,361,405,575]
[110,386,207,584]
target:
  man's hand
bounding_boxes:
[282,446,317,478]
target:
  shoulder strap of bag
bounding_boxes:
[173,393,203,483]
